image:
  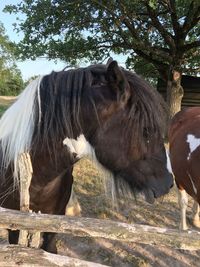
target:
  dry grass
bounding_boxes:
[64,159,199,267]
[73,158,195,230]
[0,96,16,106]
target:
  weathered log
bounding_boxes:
[0,244,109,267]
[18,153,41,248]
[18,153,32,212]
[0,207,200,250]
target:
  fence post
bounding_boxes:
[18,153,41,248]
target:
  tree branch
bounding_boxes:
[182,1,200,37]
[169,0,181,37]
[90,0,118,18]
[181,40,200,52]
[108,2,172,62]
[182,66,200,73]
[133,49,169,80]
[145,3,176,51]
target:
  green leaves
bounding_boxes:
[3,0,200,80]
[0,22,24,95]
[149,0,157,9]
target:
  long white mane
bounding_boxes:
[0,76,42,184]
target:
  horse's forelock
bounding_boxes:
[34,66,108,150]
[124,73,167,154]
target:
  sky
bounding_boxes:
[0,0,69,80]
[1,0,126,81]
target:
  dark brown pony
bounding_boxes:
[169,107,200,230]
[0,60,173,246]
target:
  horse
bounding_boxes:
[0,59,173,247]
[169,107,200,230]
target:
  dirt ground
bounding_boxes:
[47,158,200,267]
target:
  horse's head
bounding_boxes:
[19,60,173,204]
[80,60,173,203]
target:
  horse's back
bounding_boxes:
[169,107,200,201]
[169,107,200,141]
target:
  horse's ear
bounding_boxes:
[106,60,130,101]
[106,57,114,66]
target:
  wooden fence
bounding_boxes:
[0,152,200,266]
[0,207,200,266]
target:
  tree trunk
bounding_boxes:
[166,69,184,119]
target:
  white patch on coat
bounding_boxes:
[63,134,111,178]
[63,134,95,159]
[187,134,200,160]
[165,148,173,174]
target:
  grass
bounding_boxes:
[73,158,180,227]
[0,105,7,116]
[0,96,16,117]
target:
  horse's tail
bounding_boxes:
[0,76,42,185]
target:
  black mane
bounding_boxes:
[125,70,167,153]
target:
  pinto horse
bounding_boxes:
[0,59,173,246]
[169,107,200,230]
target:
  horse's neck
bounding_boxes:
[29,144,74,214]
[31,143,74,184]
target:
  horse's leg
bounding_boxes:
[192,201,200,228]
[41,168,74,253]
[65,187,82,216]
[177,188,188,230]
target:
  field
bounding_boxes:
[0,96,16,116]
[0,96,199,266]
[63,159,198,267]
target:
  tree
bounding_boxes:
[0,22,24,95]
[5,0,200,116]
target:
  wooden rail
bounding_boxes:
[0,207,200,250]
[0,244,109,267]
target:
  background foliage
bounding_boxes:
[0,22,24,95]
[5,0,200,80]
